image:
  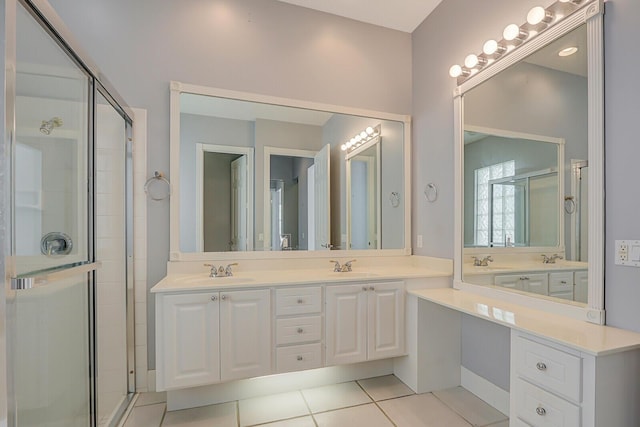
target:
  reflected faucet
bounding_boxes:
[541,254,563,264]
[330,259,356,272]
[472,256,493,267]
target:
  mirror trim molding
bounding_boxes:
[453,0,604,324]
[169,81,412,261]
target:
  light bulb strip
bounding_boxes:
[341,124,381,153]
[448,0,585,81]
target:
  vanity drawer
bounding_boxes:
[276,316,322,345]
[514,378,580,427]
[549,272,574,294]
[276,287,322,316]
[276,343,322,373]
[514,336,581,402]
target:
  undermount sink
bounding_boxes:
[175,275,255,285]
[326,271,378,278]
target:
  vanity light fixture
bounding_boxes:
[527,6,554,26]
[341,125,381,153]
[449,0,585,83]
[559,46,578,56]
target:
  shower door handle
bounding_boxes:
[10,261,101,290]
[11,277,34,290]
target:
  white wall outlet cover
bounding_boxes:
[615,240,640,267]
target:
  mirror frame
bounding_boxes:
[169,81,412,261]
[453,0,605,323]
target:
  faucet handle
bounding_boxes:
[472,256,481,266]
[204,263,218,277]
[485,256,494,263]
[344,260,356,271]
[541,254,550,264]
[225,263,238,276]
[330,260,341,272]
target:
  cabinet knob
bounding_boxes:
[536,362,547,371]
[297,328,304,334]
[536,406,546,416]
[369,286,375,291]
[211,295,217,301]
[221,295,227,300]
[297,356,303,361]
[362,286,368,291]
[297,299,304,304]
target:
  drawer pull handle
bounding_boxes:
[536,406,546,416]
[297,299,304,304]
[297,356,303,361]
[297,328,304,334]
[211,295,217,301]
[536,362,547,371]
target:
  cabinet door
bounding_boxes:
[574,271,588,303]
[220,289,271,381]
[368,282,405,360]
[494,274,523,290]
[325,284,367,366]
[522,273,549,295]
[160,293,220,390]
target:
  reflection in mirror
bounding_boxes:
[347,138,381,249]
[176,90,406,253]
[461,24,590,304]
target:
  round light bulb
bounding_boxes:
[341,144,347,151]
[355,135,362,143]
[464,54,479,69]
[558,46,578,57]
[483,40,498,55]
[503,24,521,41]
[527,6,553,25]
[449,64,463,78]
[360,131,368,139]
[366,126,374,135]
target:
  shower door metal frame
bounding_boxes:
[2,0,137,425]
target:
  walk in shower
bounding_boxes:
[4,1,136,425]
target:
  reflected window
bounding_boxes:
[474,160,515,246]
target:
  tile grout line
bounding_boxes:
[354,379,398,427]
[298,388,319,427]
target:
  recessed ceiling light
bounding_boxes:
[559,46,578,57]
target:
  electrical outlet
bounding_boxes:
[616,240,640,267]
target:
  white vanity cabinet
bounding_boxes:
[157,292,220,390]
[325,281,405,366]
[494,273,549,295]
[275,286,323,373]
[156,288,271,390]
[219,289,271,381]
[511,331,640,427]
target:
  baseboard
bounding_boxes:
[460,366,509,416]
[147,370,157,392]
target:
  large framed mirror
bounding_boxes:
[453,0,604,323]
[169,82,411,260]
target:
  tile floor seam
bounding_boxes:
[298,386,319,427]
[354,379,399,427]
[432,390,472,425]
[236,400,240,427]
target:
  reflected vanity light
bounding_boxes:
[341,125,380,153]
[448,0,584,82]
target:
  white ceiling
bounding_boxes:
[276,0,444,33]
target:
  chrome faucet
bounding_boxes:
[330,259,356,272]
[541,254,563,264]
[472,256,494,267]
[204,263,238,277]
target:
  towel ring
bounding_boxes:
[144,171,171,201]
[424,183,438,203]
[564,196,576,214]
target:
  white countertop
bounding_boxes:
[463,260,588,276]
[151,266,451,293]
[409,288,640,356]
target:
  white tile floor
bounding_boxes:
[121,375,509,427]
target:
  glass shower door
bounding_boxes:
[10,3,93,425]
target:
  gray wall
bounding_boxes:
[48,0,411,367]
